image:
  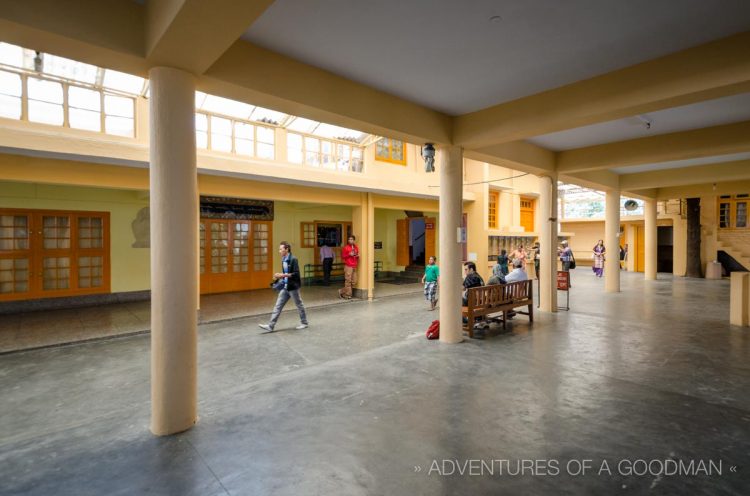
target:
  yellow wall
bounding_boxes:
[0,181,151,292]
[271,202,353,271]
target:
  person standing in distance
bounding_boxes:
[339,235,359,300]
[259,242,308,332]
[320,242,335,285]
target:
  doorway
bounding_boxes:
[410,218,426,266]
[657,226,674,273]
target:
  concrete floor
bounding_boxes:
[0,282,423,353]
[1,271,749,495]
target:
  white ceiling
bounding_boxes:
[612,152,750,175]
[527,93,750,151]
[243,0,750,115]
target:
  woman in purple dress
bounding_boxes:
[592,240,606,278]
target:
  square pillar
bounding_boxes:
[730,272,749,326]
[352,192,374,300]
[605,189,621,293]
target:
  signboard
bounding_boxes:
[557,270,570,291]
[425,222,434,230]
[374,241,382,249]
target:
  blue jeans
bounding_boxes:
[268,288,307,329]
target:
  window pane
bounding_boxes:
[197,131,208,149]
[44,53,98,84]
[195,113,208,132]
[257,126,274,144]
[68,86,101,111]
[102,69,145,95]
[201,94,254,119]
[28,100,63,125]
[0,43,25,68]
[235,138,253,156]
[0,71,22,97]
[234,122,254,140]
[0,94,21,120]
[257,142,274,160]
[287,133,302,150]
[105,116,134,137]
[288,149,303,164]
[104,95,134,118]
[28,78,63,104]
[211,116,232,136]
[69,108,101,132]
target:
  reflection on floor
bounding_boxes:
[0,282,423,353]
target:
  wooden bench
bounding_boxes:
[462,280,533,338]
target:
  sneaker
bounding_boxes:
[295,323,308,330]
[258,324,274,332]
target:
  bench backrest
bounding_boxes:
[467,280,532,308]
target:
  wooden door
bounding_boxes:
[520,197,535,233]
[635,225,645,272]
[200,219,272,294]
[424,217,436,262]
[396,218,409,266]
[1,209,109,302]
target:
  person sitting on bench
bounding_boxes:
[462,262,484,305]
[505,258,528,283]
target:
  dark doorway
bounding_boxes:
[657,226,673,273]
[410,218,426,266]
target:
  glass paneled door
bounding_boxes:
[0,209,109,301]
[199,219,273,294]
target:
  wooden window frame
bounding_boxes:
[375,138,407,165]
[488,190,499,229]
[300,222,316,248]
[717,195,750,231]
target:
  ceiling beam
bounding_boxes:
[146,0,275,74]
[557,120,750,173]
[202,40,452,145]
[620,160,750,190]
[559,170,620,192]
[463,141,555,175]
[652,180,750,200]
[453,31,750,148]
[0,0,148,75]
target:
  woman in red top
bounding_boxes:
[339,235,359,299]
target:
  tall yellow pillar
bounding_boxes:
[730,272,749,326]
[352,192,374,300]
[605,189,621,293]
[149,67,198,436]
[439,146,464,344]
[645,199,657,280]
[538,174,558,312]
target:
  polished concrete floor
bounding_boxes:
[1,271,749,495]
[0,281,423,353]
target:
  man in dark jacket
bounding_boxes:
[259,241,309,332]
[462,261,484,305]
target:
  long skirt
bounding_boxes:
[424,281,438,302]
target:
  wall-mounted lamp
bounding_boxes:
[422,143,436,173]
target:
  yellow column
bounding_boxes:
[538,174,558,312]
[644,199,657,280]
[352,192,374,299]
[149,67,198,436]
[730,272,749,326]
[605,189,621,293]
[439,146,464,344]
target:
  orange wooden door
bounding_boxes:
[249,221,273,289]
[1,209,109,302]
[396,218,409,266]
[635,225,645,272]
[425,217,436,262]
[520,197,535,233]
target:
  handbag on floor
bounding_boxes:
[426,320,440,339]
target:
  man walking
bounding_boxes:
[259,241,308,332]
[320,243,335,285]
[339,235,359,299]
